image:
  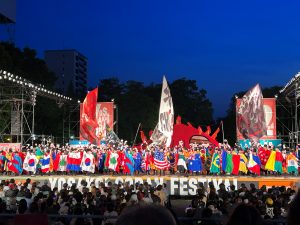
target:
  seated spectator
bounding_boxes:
[115,204,177,225]
[287,190,300,225]
[226,204,262,225]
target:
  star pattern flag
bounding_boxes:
[154,150,169,170]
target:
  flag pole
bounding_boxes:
[221,121,225,143]
[132,123,141,147]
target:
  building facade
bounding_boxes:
[45,49,88,97]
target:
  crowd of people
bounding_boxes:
[0,177,297,225]
[0,140,299,176]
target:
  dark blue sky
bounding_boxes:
[5,0,300,117]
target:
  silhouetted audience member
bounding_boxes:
[115,204,177,225]
[227,204,262,225]
[287,190,300,225]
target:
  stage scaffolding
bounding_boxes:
[278,72,300,148]
[0,70,74,145]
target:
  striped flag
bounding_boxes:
[154,150,169,170]
[41,154,51,173]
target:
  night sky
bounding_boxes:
[4,0,300,118]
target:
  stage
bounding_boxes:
[1,175,299,195]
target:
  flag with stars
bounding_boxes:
[154,150,169,170]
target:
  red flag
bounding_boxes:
[232,154,240,175]
[80,88,99,145]
[140,130,147,143]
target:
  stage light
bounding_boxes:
[274,94,278,99]
[77,100,81,103]
[3,71,6,75]
[0,76,2,79]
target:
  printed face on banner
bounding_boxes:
[236,98,276,140]
[80,102,114,141]
[95,102,114,140]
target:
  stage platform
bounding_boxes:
[1,175,299,195]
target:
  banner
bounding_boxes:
[238,139,281,149]
[69,140,89,148]
[0,143,21,151]
[80,101,114,143]
[80,88,98,145]
[0,175,298,196]
[236,98,276,140]
[152,76,174,147]
[236,84,267,144]
[95,102,114,140]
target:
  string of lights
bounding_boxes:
[0,70,73,101]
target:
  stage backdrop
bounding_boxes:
[80,102,114,141]
[236,98,276,140]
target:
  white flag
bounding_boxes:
[157,76,174,147]
[81,152,95,173]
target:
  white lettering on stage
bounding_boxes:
[48,176,238,195]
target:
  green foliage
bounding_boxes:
[0,42,56,88]
[0,42,64,141]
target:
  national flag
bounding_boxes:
[248,153,261,175]
[177,154,187,170]
[124,151,134,175]
[41,154,51,173]
[188,153,202,172]
[287,154,298,174]
[53,153,67,172]
[108,152,119,171]
[154,150,169,170]
[81,152,95,173]
[239,153,248,173]
[35,147,44,161]
[221,150,227,172]
[265,150,276,171]
[225,153,233,174]
[232,154,240,175]
[67,152,82,171]
[274,150,283,173]
[23,153,38,173]
[7,154,23,174]
[210,153,220,174]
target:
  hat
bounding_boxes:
[266,198,273,206]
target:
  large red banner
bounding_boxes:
[80,102,114,141]
[236,98,276,140]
